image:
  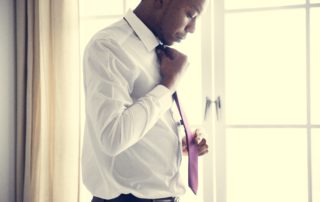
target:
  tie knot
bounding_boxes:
[156,43,166,51]
[155,43,167,58]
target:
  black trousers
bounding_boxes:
[92,194,178,202]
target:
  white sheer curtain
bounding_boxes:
[15,0,82,201]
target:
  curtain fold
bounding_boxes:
[15,0,27,201]
[15,0,81,201]
[15,0,41,201]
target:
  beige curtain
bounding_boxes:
[15,0,81,201]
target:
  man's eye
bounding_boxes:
[187,12,196,19]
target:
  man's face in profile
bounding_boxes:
[157,0,206,46]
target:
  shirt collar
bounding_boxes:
[124,10,160,52]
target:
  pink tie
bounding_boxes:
[173,92,198,194]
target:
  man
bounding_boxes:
[82,0,208,201]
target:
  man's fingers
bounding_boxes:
[157,46,175,60]
[183,137,209,156]
[198,138,206,146]
[198,142,209,156]
[198,149,209,156]
[156,48,165,62]
[163,47,177,59]
[194,130,204,144]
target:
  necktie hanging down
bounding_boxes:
[173,92,198,194]
[156,44,198,194]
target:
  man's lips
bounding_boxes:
[176,35,186,41]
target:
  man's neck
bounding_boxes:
[133,4,159,38]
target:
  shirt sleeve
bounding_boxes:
[83,38,173,156]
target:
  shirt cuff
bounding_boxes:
[147,85,173,112]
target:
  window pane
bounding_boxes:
[312,129,320,202]
[173,23,203,125]
[311,0,320,3]
[80,0,123,17]
[225,0,305,10]
[311,8,320,124]
[225,10,306,125]
[226,128,308,202]
[125,0,140,10]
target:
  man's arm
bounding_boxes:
[84,39,173,156]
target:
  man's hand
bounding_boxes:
[182,128,209,156]
[156,47,189,91]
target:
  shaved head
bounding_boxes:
[134,0,206,45]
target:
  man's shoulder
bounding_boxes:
[89,19,134,48]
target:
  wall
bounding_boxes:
[0,0,16,201]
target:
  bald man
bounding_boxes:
[82,0,208,201]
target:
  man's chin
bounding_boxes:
[163,40,174,46]
[161,36,176,46]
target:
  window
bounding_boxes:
[213,1,320,202]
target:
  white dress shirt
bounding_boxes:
[82,10,186,199]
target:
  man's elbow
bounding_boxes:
[98,113,133,156]
[100,134,127,157]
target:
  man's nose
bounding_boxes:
[185,19,196,33]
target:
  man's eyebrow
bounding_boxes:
[192,4,201,14]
